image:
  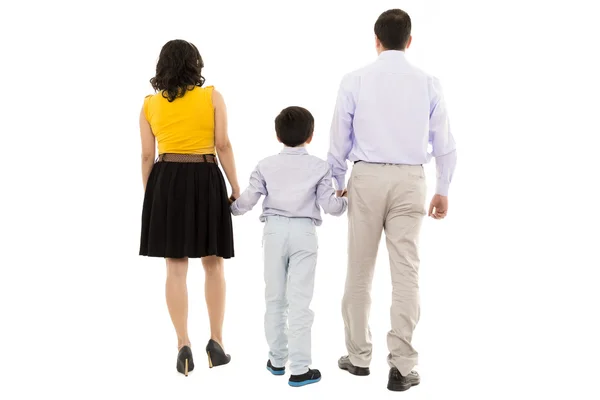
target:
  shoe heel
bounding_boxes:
[205,339,230,368]
[177,345,194,376]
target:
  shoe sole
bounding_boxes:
[387,381,420,392]
[338,362,370,376]
[288,377,321,387]
[267,366,285,376]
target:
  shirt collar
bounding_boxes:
[280,146,308,155]
[378,50,407,60]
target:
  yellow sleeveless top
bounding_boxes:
[143,86,215,155]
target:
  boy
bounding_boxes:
[230,106,348,387]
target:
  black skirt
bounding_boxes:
[139,159,234,259]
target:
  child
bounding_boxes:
[230,106,348,387]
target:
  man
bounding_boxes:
[327,8,457,392]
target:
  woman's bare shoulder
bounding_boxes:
[211,87,225,107]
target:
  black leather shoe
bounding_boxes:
[176,345,194,376]
[338,356,370,376]
[387,368,420,392]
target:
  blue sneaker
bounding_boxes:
[288,369,321,387]
[267,360,285,375]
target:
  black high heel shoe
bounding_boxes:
[177,345,194,376]
[206,339,231,368]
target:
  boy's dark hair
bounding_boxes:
[374,9,412,51]
[275,106,314,147]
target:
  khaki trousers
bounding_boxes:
[342,162,426,376]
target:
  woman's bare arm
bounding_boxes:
[140,107,156,191]
[212,89,240,198]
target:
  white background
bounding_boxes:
[1,0,599,399]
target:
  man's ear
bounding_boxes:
[306,133,314,144]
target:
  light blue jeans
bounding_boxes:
[262,216,318,376]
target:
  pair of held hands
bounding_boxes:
[336,190,449,220]
[226,188,348,205]
[228,193,239,206]
[228,190,447,219]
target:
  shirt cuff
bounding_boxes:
[436,180,450,196]
[333,175,346,191]
[230,201,241,216]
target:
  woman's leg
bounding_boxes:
[202,256,226,346]
[166,258,190,349]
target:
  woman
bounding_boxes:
[139,39,240,376]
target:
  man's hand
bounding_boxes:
[336,189,347,197]
[428,194,448,219]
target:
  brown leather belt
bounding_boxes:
[157,153,218,164]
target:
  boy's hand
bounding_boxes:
[228,193,239,205]
[341,189,348,197]
[428,194,448,219]
[336,190,346,197]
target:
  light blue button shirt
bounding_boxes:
[327,50,457,196]
[231,147,348,226]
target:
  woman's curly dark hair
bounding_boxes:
[150,39,205,102]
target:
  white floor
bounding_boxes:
[3,206,598,399]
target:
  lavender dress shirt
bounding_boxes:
[327,50,457,196]
[231,147,347,226]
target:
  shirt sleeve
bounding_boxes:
[429,77,457,196]
[230,164,267,216]
[327,74,356,191]
[316,166,348,216]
